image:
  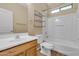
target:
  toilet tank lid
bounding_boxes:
[40,42,54,47]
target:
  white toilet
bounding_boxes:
[36,34,54,56]
[40,42,54,56]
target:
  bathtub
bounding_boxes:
[51,41,79,56]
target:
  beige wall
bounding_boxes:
[0,3,44,35]
[27,4,46,35]
[0,3,78,35]
[0,3,28,33]
[33,4,47,35]
[27,4,35,35]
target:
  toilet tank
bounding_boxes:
[35,34,44,44]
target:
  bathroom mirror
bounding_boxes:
[0,4,28,34]
[0,8,13,34]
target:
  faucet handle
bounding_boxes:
[16,35,20,39]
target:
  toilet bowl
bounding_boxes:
[40,42,54,56]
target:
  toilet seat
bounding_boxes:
[40,42,54,50]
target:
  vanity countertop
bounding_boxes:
[0,36,37,51]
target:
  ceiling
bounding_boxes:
[20,3,71,11]
[47,3,63,9]
[20,3,63,10]
[33,3,47,11]
[33,3,71,11]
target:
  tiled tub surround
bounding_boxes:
[43,4,79,56]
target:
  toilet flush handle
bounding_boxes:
[43,40,46,42]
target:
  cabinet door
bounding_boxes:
[16,52,25,56]
[26,46,37,56]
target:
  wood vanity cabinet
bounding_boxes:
[26,46,37,56]
[16,52,25,56]
[0,39,37,56]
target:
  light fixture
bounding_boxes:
[51,9,60,13]
[51,4,72,14]
[61,5,72,11]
